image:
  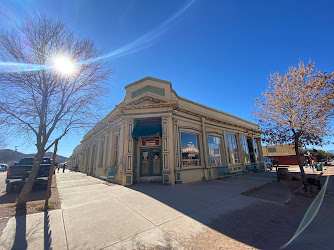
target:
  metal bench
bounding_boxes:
[216,166,233,176]
[100,169,116,181]
[246,165,259,172]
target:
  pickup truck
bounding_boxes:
[5,157,52,193]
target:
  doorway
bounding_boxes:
[140,148,162,181]
[247,138,255,163]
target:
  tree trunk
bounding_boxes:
[16,150,44,208]
[45,139,58,209]
[294,137,306,190]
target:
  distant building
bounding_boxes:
[262,144,299,165]
[69,77,263,185]
[261,144,321,165]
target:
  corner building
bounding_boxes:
[69,77,264,186]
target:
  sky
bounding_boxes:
[1,0,334,157]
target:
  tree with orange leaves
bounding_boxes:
[253,62,334,186]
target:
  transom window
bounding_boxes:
[181,132,201,167]
[208,136,222,166]
[225,133,240,164]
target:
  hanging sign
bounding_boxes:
[142,136,160,146]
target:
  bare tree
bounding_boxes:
[253,62,334,185]
[0,17,111,207]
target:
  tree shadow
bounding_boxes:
[10,209,52,250]
[44,211,52,250]
[11,208,27,250]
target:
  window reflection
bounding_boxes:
[208,136,222,166]
[181,132,200,167]
[225,133,240,164]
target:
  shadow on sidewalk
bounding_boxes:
[44,211,52,250]
[10,209,52,250]
[127,173,333,249]
[11,208,27,250]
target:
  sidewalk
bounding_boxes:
[0,171,277,249]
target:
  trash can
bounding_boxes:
[317,163,323,171]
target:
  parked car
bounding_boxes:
[0,164,9,172]
[5,157,51,193]
[264,157,273,170]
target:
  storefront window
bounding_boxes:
[114,135,119,165]
[181,132,200,167]
[104,135,109,167]
[253,138,261,162]
[208,136,222,166]
[240,135,250,164]
[99,137,105,167]
[225,133,240,164]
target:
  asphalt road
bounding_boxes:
[0,172,48,204]
[0,172,7,198]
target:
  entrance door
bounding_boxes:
[140,148,162,177]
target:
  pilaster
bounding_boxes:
[174,119,182,184]
[161,115,175,185]
[122,118,134,186]
[201,117,211,180]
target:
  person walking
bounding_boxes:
[62,164,66,173]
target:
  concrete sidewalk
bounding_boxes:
[0,171,277,249]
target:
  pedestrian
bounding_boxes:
[310,156,315,172]
[57,163,60,173]
[63,164,66,173]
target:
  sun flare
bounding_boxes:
[53,56,76,75]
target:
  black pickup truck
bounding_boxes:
[5,157,52,193]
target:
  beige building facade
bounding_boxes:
[69,77,263,186]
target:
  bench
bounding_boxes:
[246,165,259,172]
[100,169,116,182]
[216,166,233,177]
[258,161,265,170]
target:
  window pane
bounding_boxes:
[226,133,240,164]
[115,135,119,165]
[181,132,200,167]
[240,135,250,164]
[208,136,222,166]
[152,150,161,175]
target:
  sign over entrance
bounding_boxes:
[142,136,160,146]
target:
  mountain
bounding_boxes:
[0,149,68,165]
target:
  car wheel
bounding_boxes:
[6,183,14,193]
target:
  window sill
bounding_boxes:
[181,166,204,171]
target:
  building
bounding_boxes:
[262,144,299,165]
[69,77,263,186]
[262,144,319,165]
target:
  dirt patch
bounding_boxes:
[0,177,61,238]
[220,174,333,249]
[242,174,329,203]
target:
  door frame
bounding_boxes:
[140,148,162,177]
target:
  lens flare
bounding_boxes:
[0,62,48,73]
[0,0,196,74]
[53,56,76,75]
[281,175,330,249]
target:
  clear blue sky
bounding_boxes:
[1,0,334,157]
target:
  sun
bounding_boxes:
[53,56,76,75]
